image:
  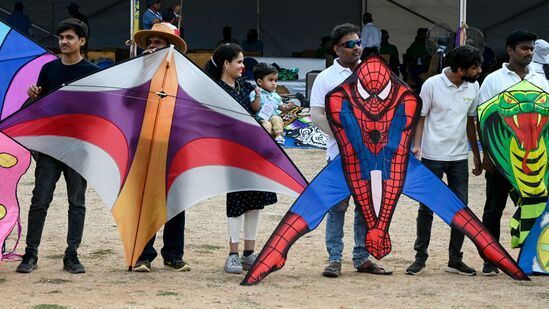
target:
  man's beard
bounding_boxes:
[463,75,479,83]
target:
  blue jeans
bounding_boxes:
[412,158,468,264]
[325,199,369,268]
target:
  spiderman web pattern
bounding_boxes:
[327,57,419,259]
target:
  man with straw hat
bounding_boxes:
[134,22,187,54]
[131,23,188,272]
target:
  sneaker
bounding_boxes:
[275,136,285,146]
[224,254,243,274]
[405,261,426,275]
[63,255,86,274]
[133,260,151,272]
[240,253,258,271]
[482,262,500,276]
[16,253,38,273]
[164,259,191,272]
[446,261,476,276]
[322,261,342,278]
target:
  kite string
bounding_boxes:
[66,84,257,118]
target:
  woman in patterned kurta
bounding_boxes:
[204,43,277,274]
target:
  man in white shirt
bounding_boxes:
[311,23,391,277]
[477,30,549,276]
[360,12,381,59]
[406,45,483,276]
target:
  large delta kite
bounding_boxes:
[242,56,529,285]
[478,80,549,275]
[0,43,307,268]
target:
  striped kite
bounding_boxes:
[0,46,308,268]
[0,20,56,120]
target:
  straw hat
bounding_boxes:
[134,23,187,53]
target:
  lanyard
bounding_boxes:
[148,9,161,19]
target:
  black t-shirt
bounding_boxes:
[36,58,98,96]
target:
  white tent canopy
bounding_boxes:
[1,0,547,57]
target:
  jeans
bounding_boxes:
[139,211,185,262]
[325,199,370,268]
[482,169,512,242]
[412,158,468,264]
[25,153,87,257]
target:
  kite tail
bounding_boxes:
[241,212,309,285]
[451,208,530,280]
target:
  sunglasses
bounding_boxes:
[338,39,362,49]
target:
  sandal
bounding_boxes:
[356,260,393,275]
[322,261,341,278]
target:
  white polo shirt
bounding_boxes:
[310,59,357,160]
[529,62,546,77]
[420,67,479,161]
[477,63,549,104]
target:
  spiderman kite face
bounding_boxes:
[354,58,396,117]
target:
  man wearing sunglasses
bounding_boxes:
[311,23,392,278]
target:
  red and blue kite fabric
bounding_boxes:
[0,132,30,261]
[242,56,528,285]
[477,80,549,275]
[0,20,56,120]
[0,46,308,267]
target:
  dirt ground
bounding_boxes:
[0,148,547,308]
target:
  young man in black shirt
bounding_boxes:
[16,18,98,274]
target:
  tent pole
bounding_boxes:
[459,0,467,27]
[130,0,134,41]
[129,0,139,58]
[177,0,183,33]
[257,0,260,35]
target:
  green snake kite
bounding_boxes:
[478,80,548,248]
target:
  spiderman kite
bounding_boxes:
[242,56,528,285]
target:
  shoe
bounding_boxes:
[164,259,191,272]
[322,261,342,278]
[356,260,393,275]
[482,262,500,276]
[63,255,86,274]
[224,254,243,274]
[133,260,151,272]
[16,253,38,273]
[275,136,285,146]
[446,261,476,276]
[405,261,426,275]
[240,253,258,271]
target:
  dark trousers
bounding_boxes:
[481,169,512,242]
[413,159,468,264]
[25,153,87,256]
[139,211,185,262]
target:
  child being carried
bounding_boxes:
[250,63,296,146]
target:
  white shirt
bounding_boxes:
[310,59,356,160]
[360,23,381,49]
[477,63,549,105]
[420,67,479,161]
[529,62,549,81]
